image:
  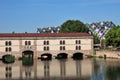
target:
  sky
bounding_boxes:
[0,0,120,33]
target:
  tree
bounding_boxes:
[60,20,89,33]
[105,25,120,47]
[94,35,100,44]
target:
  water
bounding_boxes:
[0,58,120,80]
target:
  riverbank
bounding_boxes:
[85,50,120,59]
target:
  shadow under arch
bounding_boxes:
[41,53,52,61]
[22,50,34,66]
[72,52,83,60]
[56,53,68,59]
[2,54,15,64]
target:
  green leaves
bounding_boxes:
[105,25,120,47]
[60,20,89,33]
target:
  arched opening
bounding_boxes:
[22,50,34,66]
[2,54,15,64]
[72,52,83,60]
[41,53,52,61]
[56,53,68,59]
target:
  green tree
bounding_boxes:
[105,25,120,47]
[60,20,89,33]
[94,35,100,44]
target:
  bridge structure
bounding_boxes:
[0,33,93,59]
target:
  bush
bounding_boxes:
[98,55,103,58]
[86,55,94,58]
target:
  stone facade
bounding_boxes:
[0,33,93,59]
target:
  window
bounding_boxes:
[63,40,65,45]
[28,41,31,45]
[76,46,81,50]
[9,47,12,52]
[9,41,12,46]
[60,46,62,50]
[43,41,49,45]
[47,46,49,50]
[60,40,65,45]
[6,47,8,52]
[76,40,81,44]
[44,46,49,51]
[25,41,31,45]
[47,41,49,45]
[5,41,8,46]
[25,41,27,45]
[5,41,12,46]
[60,46,65,51]
[63,46,65,50]
[5,47,12,52]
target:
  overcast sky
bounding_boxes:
[0,0,120,33]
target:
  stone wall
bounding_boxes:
[96,51,120,58]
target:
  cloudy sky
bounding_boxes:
[0,0,120,33]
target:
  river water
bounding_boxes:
[0,58,120,80]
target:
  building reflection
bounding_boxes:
[5,65,12,79]
[44,61,50,78]
[60,59,66,78]
[0,59,93,80]
[76,60,81,78]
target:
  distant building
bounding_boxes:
[0,33,93,59]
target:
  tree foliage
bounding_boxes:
[60,20,89,33]
[105,25,120,47]
[94,35,100,44]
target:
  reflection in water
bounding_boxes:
[5,65,12,79]
[76,60,81,78]
[0,58,120,80]
[60,59,66,78]
[25,67,31,78]
[44,61,50,78]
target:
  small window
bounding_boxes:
[25,41,31,45]
[78,40,81,44]
[63,46,65,50]
[47,41,49,45]
[60,46,62,50]
[60,40,65,45]
[76,40,81,44]
[5,41,8,46]
[9,47,12,52]
[60,41,62,45]
[44,46,49,51]
[76,46,81,50]
[28,41,31,45]
[60,46,65,50]
[63,40,65,45]
[25,41,27,45]
[43,41,49,45]
[43,47,46,51]
[44,41,46,45]
[47,46,49,50]
[9,41,12,46]
[6,47,8,52]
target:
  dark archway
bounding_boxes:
[2,54,15,64]
[56,53,68,59]
[22,50,34,66]
[72,52,83,60]
[41,53,52,61]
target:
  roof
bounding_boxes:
[0,33,92,37]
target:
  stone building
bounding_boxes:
[0,33,93,59]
